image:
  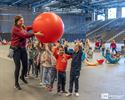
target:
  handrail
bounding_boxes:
[107,29,125,42]
[86,19,118,37]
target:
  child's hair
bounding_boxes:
[77,43,82,49]
[89,47,92,50]
[58,45,64,49]
[106,48,110,53]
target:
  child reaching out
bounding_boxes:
[66,44,83,97]
[53,45,71,94]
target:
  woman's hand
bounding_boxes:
[34,32,44,36]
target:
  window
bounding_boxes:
[97,14,105,21]
[108,8,116,19]
[122,7,125,17]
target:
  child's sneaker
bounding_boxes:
[62,91,68,94]
[48,86,52,92]
[35,76,39,80]
[39,82,46,88]
[75,92,80,97]
[57,92,61,96]
[39,82,43,86]
[25,75,29,79]
[66,92,72,97]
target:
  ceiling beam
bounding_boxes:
[31,0,49,8]
[11,0,23,5]
[91,0,125,5]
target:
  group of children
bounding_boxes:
[94,39,122,64]
[95,39,117,54]
[26,39,84,97]
[25,38,122,97]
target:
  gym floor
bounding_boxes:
[0,45,125,100]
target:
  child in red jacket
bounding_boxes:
[110,40,117,54]
[53,45,71,94]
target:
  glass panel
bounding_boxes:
[108,8,116,19]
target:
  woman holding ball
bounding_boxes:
[10,15,43,90]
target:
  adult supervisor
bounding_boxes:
[10,15,43,90]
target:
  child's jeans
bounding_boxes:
[50,67,57,88]
[43,67,52,85]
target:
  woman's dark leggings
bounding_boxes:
[13,48,28,85]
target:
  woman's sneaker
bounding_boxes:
[20,77,28,84]
[14,84,22,90]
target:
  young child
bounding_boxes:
[53,45,71,94]
[27,42,35,76]
[87,47,93,59]
[49,42,61,91]
[84,38,90,53]
[33,42,41,78]
[39,43,46,86]
[110,40,117,54]
[40,44,56,88]
[101,42,106,56]
[95,40,100,50]
[104,48,120,64]
[66,44,83,97]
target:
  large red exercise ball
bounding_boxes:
[32,12,64,43]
